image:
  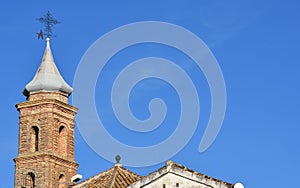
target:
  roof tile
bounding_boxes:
[72,164,141,188]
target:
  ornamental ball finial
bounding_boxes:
[115,155,121,164]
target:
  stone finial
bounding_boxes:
[115,155,121,164]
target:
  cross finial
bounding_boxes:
[36,11,61,39]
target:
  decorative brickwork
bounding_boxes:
[14,91,78,188]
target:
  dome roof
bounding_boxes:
[23,38,72,96]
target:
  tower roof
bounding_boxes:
[23,38,73,96]
[72,163,142,188]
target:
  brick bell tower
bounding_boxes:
[14,38,78,188]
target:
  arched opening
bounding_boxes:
[25,172,35,188]
[58,174,66,188]
[30,126,39,152]
[58,126,67,155]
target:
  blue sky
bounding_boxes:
[1,1,299,187]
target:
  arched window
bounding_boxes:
[58,174,66,188]
[30,126,39,152]
[58,126,67,155]
[25,172,35,188]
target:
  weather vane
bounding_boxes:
[36,11,61,39]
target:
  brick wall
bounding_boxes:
[14,91,78,188]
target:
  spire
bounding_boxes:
[23,38,73,96]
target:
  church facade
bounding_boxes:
[14,38,242,188]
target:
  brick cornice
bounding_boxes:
[16,99,78,114]
[14,153,78,167]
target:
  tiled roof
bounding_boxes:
[72,164,142,188]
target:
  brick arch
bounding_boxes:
[58,123,68,156]
[24,171,35,188]
[58,173,66,188]
[29,126,39,153]
[58,120,71,130]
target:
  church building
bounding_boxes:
[14,37,243,188]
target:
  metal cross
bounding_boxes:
[36,11,61,38]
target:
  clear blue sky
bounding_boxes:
[1,1,299,187]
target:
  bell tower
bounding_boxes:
[14,38,78,188]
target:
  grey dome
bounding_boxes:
[23,38,73,96]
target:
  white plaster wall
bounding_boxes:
[137,173,211,188]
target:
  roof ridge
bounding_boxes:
[119,165,142,179]
[72,164,142,187]
[130,160,233,187]
[108,165,119,188]
[72,166,116,186]
[169,161,232,185]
